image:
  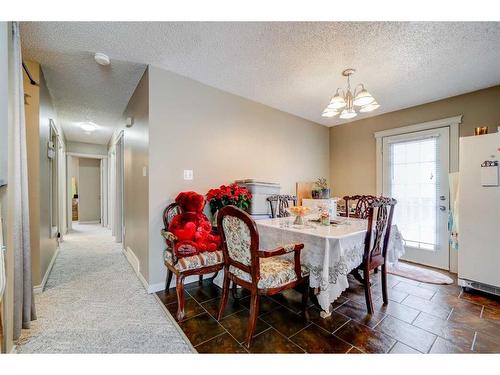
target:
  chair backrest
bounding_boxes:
[163,202,182,229]
[343,195,378,219]
[217,205,261,283]
[363,197,397,266]
[267,195,297,218]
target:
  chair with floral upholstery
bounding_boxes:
[161,197,224,321]
[216,205,309,348]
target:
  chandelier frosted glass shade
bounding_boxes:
[328,92,346,110]
[353,88,375,106]
[322,69,379,120]
[359,101,380,113]
[339,109,357,119]
[322,108,339,118]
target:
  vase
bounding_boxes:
[211,210,218,227]
[319,188,331,199]
[293,215,305,226]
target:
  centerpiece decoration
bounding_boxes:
[206,183,252,224]
[318,203,330,226]
[287,206,312,226]
[314,177,331,199]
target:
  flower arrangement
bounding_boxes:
[287,206,312,226]
[206,183,252,215]
[314,177,331,199]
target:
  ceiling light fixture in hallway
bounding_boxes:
[94,52,110,66]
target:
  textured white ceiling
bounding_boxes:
[21,22,500,144]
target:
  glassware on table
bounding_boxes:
[287,206,312,226]
[318,203,330,226]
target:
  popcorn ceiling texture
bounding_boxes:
[20,22,500,143]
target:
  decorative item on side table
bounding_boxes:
[206,183,252,225]
[287,206,312,226]
[314,177,331,199]
[474,126,489,136]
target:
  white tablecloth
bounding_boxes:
[256,216,405,312]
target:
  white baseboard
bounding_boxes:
[122,247,211,294]
[33,247,60,295]
[122,246,165,294]
[78,220,100,224]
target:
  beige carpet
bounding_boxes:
[387,261,453,285]
[16,223,193,353]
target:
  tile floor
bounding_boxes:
[156,270,500,353]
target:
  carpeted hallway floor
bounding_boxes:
[16,223,193,353]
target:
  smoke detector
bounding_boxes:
[94,52,110,66]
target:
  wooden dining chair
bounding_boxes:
[267,194,297,218]
[342,195,378,219]
[161,202,224,321]
[351,197,397,314]
[216,205,309,348]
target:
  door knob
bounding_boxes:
[439,205,447,211]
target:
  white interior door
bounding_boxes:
[382,127,450,270]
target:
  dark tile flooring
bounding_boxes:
[156,271,500,353]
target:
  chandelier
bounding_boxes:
[322,68,380,120]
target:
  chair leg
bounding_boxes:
[210,271,219,282]
[231,281,240,300]
[165,268,173,291]
[381,264,388,305]
[363,267,374,315]
[176,274,186,321]
[351,268,365,285]
[198,275,203,286]
[217,274,231,321]
[245,293,260,348]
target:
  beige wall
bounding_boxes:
[78,158,101,222]
[330,85,500,197]
[22,60,62,287]
[38,66,61,285]
[23,60,42,285]
[123,69,149,281]
[147,66,330,287]
[67,141,107,156]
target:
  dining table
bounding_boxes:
[255,215,405,317]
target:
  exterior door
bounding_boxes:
[382,127,450,270]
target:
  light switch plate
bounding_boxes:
[142,166,147,177]
[183,169,193,180]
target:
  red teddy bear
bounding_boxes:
[168,191,220,258]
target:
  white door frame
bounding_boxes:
[113,132,124,243]
[374,115,462,271]
[66,152,108,231]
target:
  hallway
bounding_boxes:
[16,224,192,353]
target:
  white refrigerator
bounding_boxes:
[458,132,500,295]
